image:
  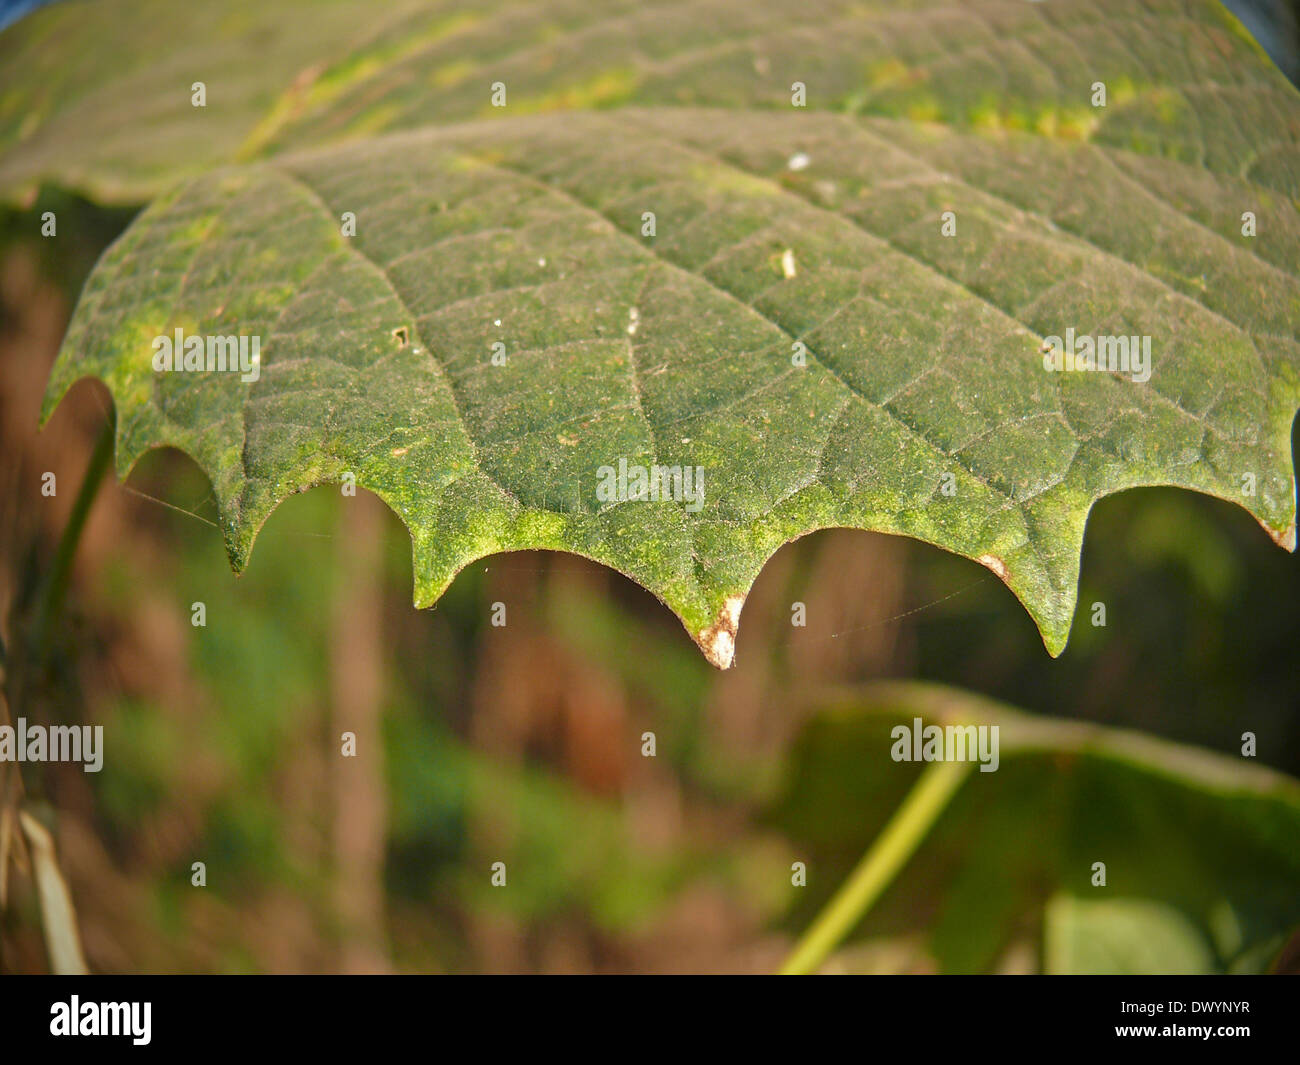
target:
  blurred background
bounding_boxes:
[0,0,1298,974]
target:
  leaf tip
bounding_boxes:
[1265,519,1296,553]
[1043,625,1070,659]
[697,594,745,670]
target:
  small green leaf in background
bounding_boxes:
[1044,896,1216,975]
[774,683,1300,973]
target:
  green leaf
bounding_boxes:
[12,0,1300,664]
[4,0,1297,203]
[1044,895,1216,974]
[773,682,1300,973]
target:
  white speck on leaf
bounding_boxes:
[978,554,1009,580]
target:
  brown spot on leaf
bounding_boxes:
[697,595,744,669]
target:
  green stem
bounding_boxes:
[780,758,971,975]
[28,419,115,664]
